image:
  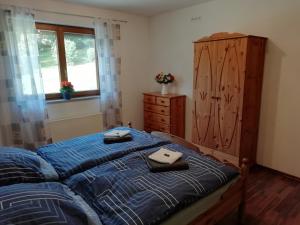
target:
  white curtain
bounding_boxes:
[0,6,51,150]
[94,19,122,130]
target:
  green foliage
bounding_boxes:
[37,31,96,68]
[37,31,58,68]
[60,86,74,93]
[60,81,74,93]
[64,33,95,65]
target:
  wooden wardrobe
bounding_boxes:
[192,33,267,166]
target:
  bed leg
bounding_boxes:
[238,158,249,225]
[238,202,245,225]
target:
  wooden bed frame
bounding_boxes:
[150,131,249,225]
[126,122,248,225]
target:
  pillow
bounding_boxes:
[0,182,102,225]
[0,147,58,186]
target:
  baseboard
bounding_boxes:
[254,164,300,182]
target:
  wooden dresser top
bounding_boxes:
[143,92,186,98]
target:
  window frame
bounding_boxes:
[36,23,100,100]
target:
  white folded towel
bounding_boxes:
[104,130,130,138]
[148,148,183,164]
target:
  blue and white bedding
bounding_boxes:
[37,128,169,178]
[64,143,239,225]
[0,147,58,186]
[0,182,102,225]
[0,128,239,225]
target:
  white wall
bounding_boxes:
[2,0,299,178]
[0,0,150,131]
[149,0,300,177]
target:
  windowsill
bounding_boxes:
[46,95,99,104]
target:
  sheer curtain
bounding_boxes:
[0,6,51,150]
[94,19,122,130]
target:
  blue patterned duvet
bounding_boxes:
[1,128,239,225]
[64,143,239,225]
[37,128,169,178]
[0,182,101,225]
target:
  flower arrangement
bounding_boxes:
[60,81,74,100]
[155,72,175,84]
[60,81,74,93]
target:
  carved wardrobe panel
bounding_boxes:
[192,33,267,166]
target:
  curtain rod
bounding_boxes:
[1,4,128,23]
[34,8,128,24]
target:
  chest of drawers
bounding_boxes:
[143,92,186,138]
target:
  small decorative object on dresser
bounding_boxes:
[155,72,175,95]
[60,81,74,100]
[143,92,186,138]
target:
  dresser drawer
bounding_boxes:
[144,103,170,116]
[143,92,186,138]
[144,127,152,133]
[144,121,170,133]
[155,124,170,133]
[156,97,170,107]
[144,95,156,104]
[144,111,170,124]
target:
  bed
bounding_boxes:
[0,126,248,225]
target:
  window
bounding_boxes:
[36,23,99,100]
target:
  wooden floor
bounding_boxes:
[217,166,300,225]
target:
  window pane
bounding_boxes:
[64,33,98,92]
[37,30,61,94]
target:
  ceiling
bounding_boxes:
[60,0,211,16]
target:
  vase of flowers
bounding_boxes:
[155,72,175,95]
[60,81,74,100]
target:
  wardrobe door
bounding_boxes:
[214,38,247,156]
[192,42,217,148]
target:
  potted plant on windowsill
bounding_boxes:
[155,72,175,95]
[60,81,74,100]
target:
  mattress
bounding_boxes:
[161,176,239,225]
